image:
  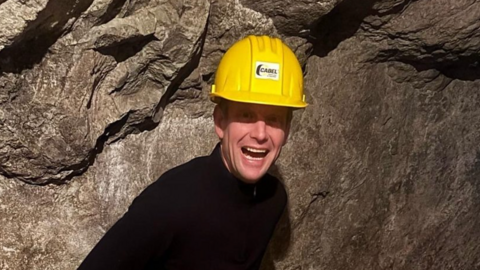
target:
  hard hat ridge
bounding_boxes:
[210,35,307,108]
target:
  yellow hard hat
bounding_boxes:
[210,35,307,108]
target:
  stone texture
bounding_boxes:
[0,0,54,50]
[1,0,480,269]
[0,105,218,270]
[0,0,210,184]
[364,0,480,80]
[239,0,342,36]
[267,36,480,269]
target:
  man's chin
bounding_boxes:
[236,168,269,184]
[238,177,261,184]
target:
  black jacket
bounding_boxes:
[78,144,287,270]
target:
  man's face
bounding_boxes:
[214,101,291,183]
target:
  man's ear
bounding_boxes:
[213,105,225,140]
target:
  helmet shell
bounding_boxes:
[211,35,307,108]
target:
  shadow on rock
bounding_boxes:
[309,0,377,57]
[261,164,292,270]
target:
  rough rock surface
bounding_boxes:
[0,0,210,184]
[1,0,480,269]
[239,0,342,36]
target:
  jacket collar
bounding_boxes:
[208,143,257,202]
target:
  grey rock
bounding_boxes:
[240,0,342,36]
[269,36,480,269]
[0,106,218,270]
[0,0,210,184]
[0,0,50,50]
[364,0,480,78]
[198,0,278,80]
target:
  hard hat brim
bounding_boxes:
[210,91,307,108]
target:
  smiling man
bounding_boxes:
[214,101,291,183]
[78,35,307,270]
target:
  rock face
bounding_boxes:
[1,0,479,269]
[0,0,210,184]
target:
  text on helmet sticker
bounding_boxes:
[255,62,280,81]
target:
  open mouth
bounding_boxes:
[241,147,269,160]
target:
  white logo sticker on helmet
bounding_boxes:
[255,62,280,81]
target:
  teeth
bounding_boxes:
[245,155,263,161]
[245,147,267,153]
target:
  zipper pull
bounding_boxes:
[253,186,257,197]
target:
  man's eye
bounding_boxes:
[266,116,278,123]
[267,116,281,124]
[241,112,253,119]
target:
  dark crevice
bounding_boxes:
[308,191,330,209]
[5,113,130,185]
[361,0,419,32]
[0,165,31,183]
[371,0,417,18]
[95,34,158,63]
[292,189,330,230]
[150,18,210,126]
[56,114,131,185]
[53,21,210,184]
[308,0,377,57]
[92,34,158,103]
[308,0,478,81]
[97,0,128,24]
[179,4,188,18]
[377,52,480,81]
[0,0,95,74]
[261,164,292,268]
[414,60,480,81]
[311,190,330,200]
[308,0,419,57]
[87,75,101,109]
[104,29,209,142]
[11,11,210,185]
[201,72,214,84]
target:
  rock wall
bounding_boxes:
[1,0,479,269]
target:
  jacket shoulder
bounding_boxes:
[134,155,209,202]
[160,155,209,181]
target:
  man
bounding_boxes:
[77,35,307,270]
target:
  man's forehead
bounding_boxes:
[228,101,289,114]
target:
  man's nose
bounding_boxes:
[250,120,267,142]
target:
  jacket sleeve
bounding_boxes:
[77,181,176,270]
